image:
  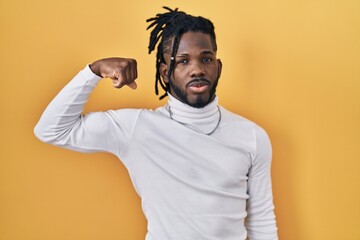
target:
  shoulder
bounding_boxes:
[219,106,260,133]
[109,106,169,124]
[218,106,270,152]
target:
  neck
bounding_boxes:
[166,93,221,135]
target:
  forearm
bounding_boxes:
[34,65,101,143]
[245,181,278,240]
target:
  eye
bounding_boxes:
[178,59,189,64]
[202,58,212,62]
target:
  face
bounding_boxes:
[160,31,222,108]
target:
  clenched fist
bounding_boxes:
[90,57,138,89]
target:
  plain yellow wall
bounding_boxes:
[1,0,359,239]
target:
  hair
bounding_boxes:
[146,6,217,99]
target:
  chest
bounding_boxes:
[123,114,253,195]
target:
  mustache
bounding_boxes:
[186,78,211,87]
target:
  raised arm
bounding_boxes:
[34,58,141,155]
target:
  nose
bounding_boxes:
[190,63,205,78]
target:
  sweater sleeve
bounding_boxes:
[34,65,141,157]
[245,126,278,240]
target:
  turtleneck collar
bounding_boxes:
[165,93,221,135]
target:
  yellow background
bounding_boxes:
[1,0,359,239]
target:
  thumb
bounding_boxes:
[127,81,137,90]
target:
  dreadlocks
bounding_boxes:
[146,6,217,100]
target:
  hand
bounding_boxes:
[90,57,138,89]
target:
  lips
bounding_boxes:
[187,78,211,93]
[186,78,210,88]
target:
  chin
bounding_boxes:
[187,94,211,108]
[169,80,217,108]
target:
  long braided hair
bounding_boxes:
[146,7,217,99]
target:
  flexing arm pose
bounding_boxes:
[34,58,142,155]
[35,7,278,240]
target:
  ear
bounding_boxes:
[217,59,223,79]
[160,63,169,83]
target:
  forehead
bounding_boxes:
[176,31,214,53]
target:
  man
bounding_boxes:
[34,7,278,240]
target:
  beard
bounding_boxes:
[168,77,219,108]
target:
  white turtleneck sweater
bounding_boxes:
[34,65,278,240]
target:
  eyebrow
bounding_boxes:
[201,50,215,55]
[176,50,215,57]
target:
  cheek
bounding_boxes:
[211,66,220,79]
[173,69,187,84]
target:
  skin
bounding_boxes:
[90,57,138,89]
[160,31,222,108]
[89,31,222,108]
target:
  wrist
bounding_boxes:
[89,61,102,77]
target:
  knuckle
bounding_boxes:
[119,68,126,74]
